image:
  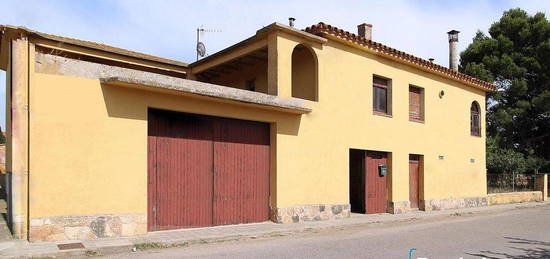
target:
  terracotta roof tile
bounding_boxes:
[305,22,495,91]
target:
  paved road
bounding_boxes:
[106,205,550,259]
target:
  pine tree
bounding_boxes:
[461,8,550,173]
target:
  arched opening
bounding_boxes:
[470,101,481,136]
[291,44,318,101]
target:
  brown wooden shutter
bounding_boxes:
[409,86,422,120]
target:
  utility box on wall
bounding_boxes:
[378,164,387,176]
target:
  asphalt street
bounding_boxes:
[104,205,550,259]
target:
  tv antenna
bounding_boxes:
[196,25,221,61]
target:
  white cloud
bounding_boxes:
[0,0,548,128]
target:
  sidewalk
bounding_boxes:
[1,201,549,258]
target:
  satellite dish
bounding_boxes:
[196,42,206,57]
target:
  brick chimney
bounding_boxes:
[357,23,372,40]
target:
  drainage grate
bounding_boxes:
[57,242,85,250]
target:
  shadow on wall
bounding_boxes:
[466,237,550,258]
[99,83,303,137]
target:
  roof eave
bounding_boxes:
[256,22,327,44]
[0,25,189,71]
[189,22,327,68]
[307,23,496,92]
[325,33,495,92]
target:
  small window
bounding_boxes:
[409,86,424,122]
[373,76,391,115]
[470,101,481,136]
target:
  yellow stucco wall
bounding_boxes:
[28,30,487,219]
[271,33,487,207]
[29,73,299,218]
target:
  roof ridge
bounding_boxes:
[304,22,495,91]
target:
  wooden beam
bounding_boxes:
[233,58,256,67]
[209,67,232,74]
[219,63,241,71]
[201,71,221,78]
[191,38,268,73]
[243,56,266,63]
[196,73,211,81]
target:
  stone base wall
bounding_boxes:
[271,204,350,223]
[388,201,411,214]
[29,214,147,242]
[9,214,26,239]
[487,191,543,206]
[420,197,487,211]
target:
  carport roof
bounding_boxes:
[0,25,189,68]
[101,76,311,114]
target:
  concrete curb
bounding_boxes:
[2,201,549,258]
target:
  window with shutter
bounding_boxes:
[409,86,423,121]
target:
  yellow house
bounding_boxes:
[0,21,495,242]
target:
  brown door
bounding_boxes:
[213,118,270,225]
[365,151,388,214]
[148,110,214,231]
[148,109,270,231]
[409,155,420,209]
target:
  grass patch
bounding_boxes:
[134,242,169,250]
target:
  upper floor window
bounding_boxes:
[373,76,392,115]
[409,85,424,122]
[470,101,481,136]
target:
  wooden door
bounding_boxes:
[148,110,214,231]
[409,155,420,209]
[365,151,388,214]
[148,109,270,231]
[213,118,270,225]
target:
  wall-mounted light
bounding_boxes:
[439,90,445,98]
[438,155,445,160]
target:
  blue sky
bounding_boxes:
[0,0,549,129]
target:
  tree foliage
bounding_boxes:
[460,8,550,174]
[0,126,5,145]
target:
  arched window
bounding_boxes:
[470,101,481,136]
[291,44,318,101]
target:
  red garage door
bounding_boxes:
[148,109,270,231]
